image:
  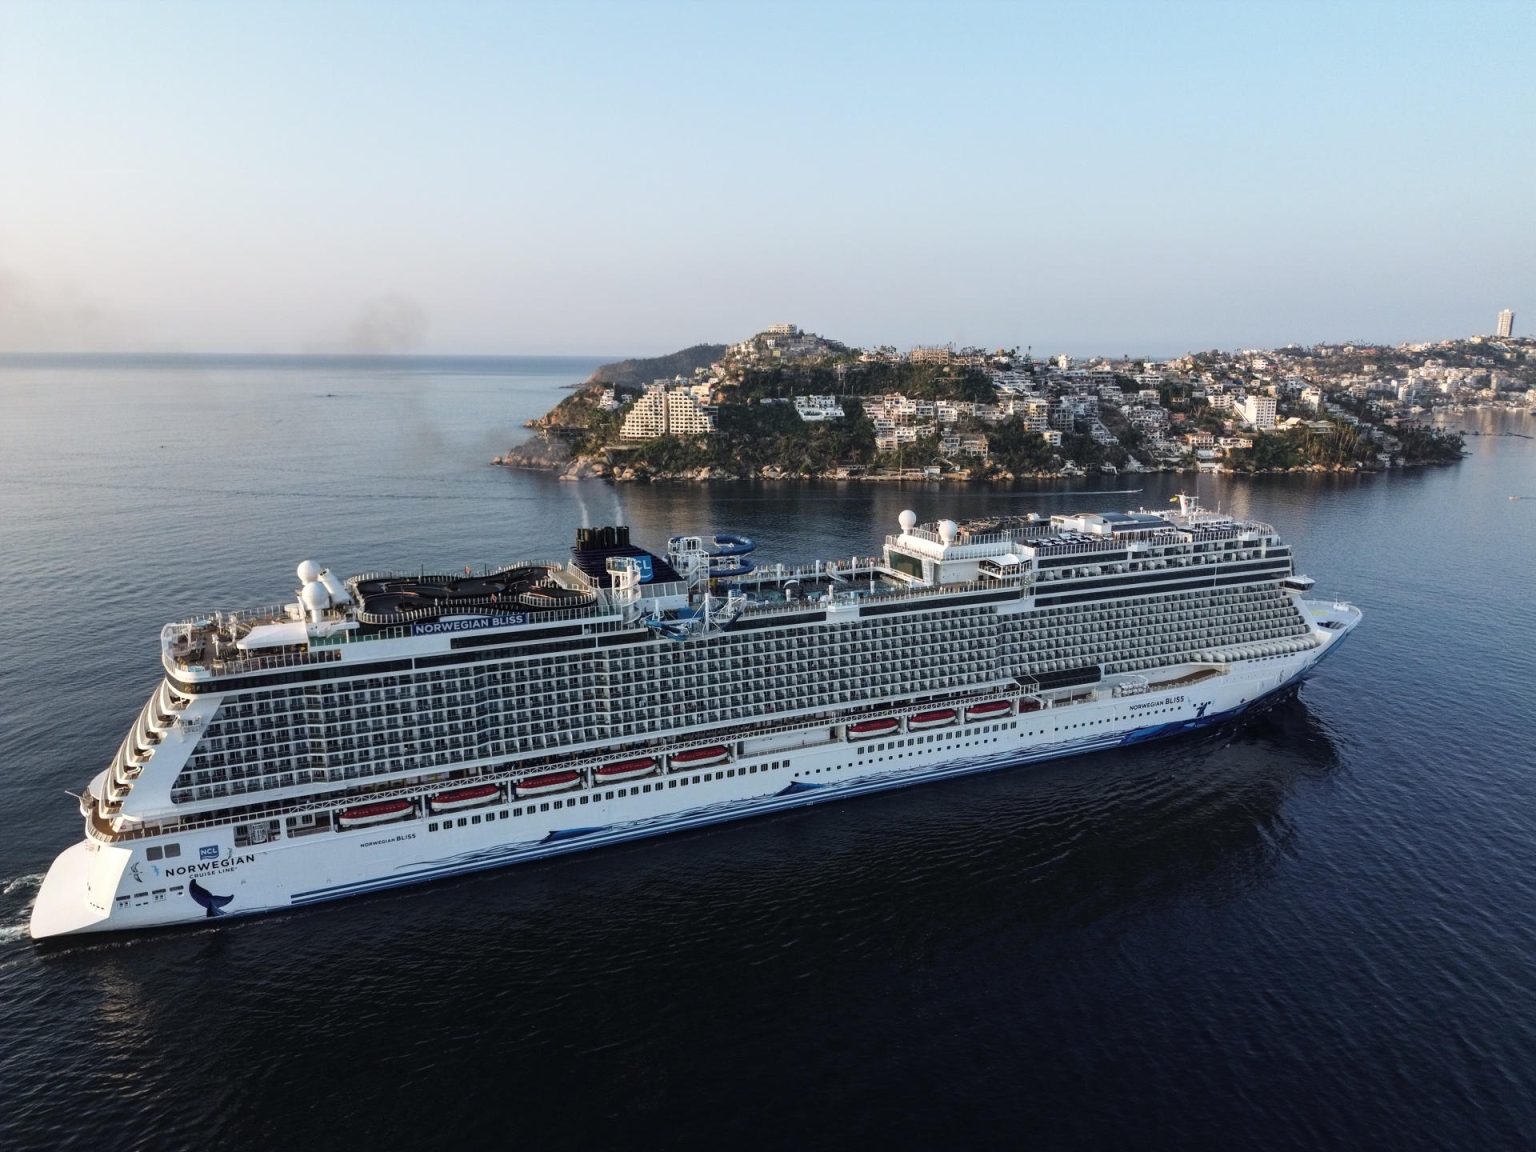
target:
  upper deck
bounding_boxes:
[157,497,1288,685]
[881,497,1279,585]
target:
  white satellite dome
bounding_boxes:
[898,509,917,532]
[937,519,959,544]
[297,559,322,584]
[300,580,331,610]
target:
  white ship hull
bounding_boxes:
[31,609,1356,939]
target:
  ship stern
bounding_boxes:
[30,840,121,940]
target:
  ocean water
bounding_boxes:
[1,358,1534,1150]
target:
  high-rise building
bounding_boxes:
[620,384,716,440]
[1497,309,1515,338]
[1241,395,1277,430]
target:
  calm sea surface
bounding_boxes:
[2,357,1534,1150]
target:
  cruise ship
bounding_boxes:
[30,497,1359,938]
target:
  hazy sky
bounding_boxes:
[1,0,1532,356]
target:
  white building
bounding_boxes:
[1300,385,1324,410]
[620,385,716,440]
[792,395,845,422]
[1241,395,1277,430]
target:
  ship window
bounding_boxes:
[540,803,549,812]
[472,814,482,823]
[501,811,509,818]
[429,823,438,832]
[691,777,700,784]
[606,792,615,800]
[668,780,676,788]
[164,844,181,858]
[146,846,163,861]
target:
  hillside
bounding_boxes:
[586,344,728,390]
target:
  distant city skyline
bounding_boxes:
[1,0,1532,358]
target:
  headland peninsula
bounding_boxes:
[496,325,1533,483]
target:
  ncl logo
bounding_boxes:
[199,845,220,860]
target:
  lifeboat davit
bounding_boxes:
[848,718,900,740]
[428,783,502,813]
[336,799,414,829]
[907,708,957,731]
[669,745,729,770]
[595,757,660,783]
[515,769,583,798]
[966,700,1013,720]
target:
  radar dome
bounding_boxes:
[898,509,917,532]
[300,581,330,610]
[938,519,959,544]
[297,560,322,584]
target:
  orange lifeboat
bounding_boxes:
[669,745,729,770]
[848,718,900,740]
[595,757,660,783]
[907,708,957,731]
[336,799,414,829]
[514,769,583,798]
[428,783,502,813]
[965,700,1013,720]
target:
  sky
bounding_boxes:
[1,0,1532,357]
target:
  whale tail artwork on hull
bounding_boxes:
[188,879,234,917]
[29,497,1360,939]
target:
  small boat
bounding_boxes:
[847,717,900,740]
[669,745,729,770]
[595,757,660,783]
[514,769,583,798]
[907,708,956,731]
[428,783,502,813]
[337,799,414,829]
[965,700,1012,720]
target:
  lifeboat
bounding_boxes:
[965,700,1013,721]
[907,708,957,731]
[847,717,900,741]
[669,745,730,770]
[428,783,502,813]
[337,799,414,829]
[514,769,583,798]
[595,757,660,783]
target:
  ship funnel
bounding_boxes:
[576,525,631,551]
